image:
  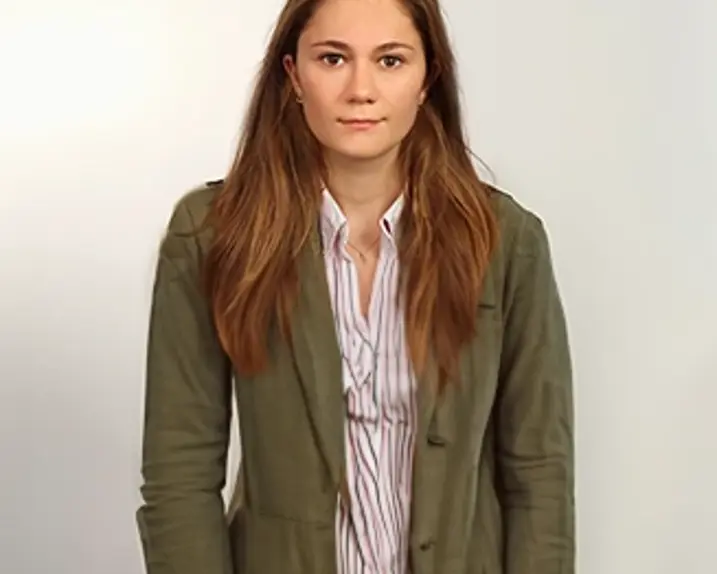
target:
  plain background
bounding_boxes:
[1,0,715,572]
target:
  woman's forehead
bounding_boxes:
[302,0,419,48]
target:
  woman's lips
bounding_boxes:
[339,118,382,130]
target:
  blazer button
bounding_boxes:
[426,433,447,446]
[419,540,435,551]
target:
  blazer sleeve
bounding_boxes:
[136,197,234,574]
[495,211,576,574]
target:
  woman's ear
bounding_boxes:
[282,54,302,99]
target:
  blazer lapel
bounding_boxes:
[290,227,345,491]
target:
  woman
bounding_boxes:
[136,0,575,572]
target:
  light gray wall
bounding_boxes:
[1,1,714,573]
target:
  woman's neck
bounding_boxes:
[324,154,403,236]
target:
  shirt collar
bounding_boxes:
[319,188,404,254]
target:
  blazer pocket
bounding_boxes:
[231,508,334,574]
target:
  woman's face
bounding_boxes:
[284,0,427,165]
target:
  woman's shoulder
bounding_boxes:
[160,179,223,259]
[169,179,223,229]
[486,182,551,260]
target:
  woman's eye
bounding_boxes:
[381,55,403,68]
[321,53,344,66]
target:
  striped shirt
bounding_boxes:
[320,190,417,574]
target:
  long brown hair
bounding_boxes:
[204,0,499,390]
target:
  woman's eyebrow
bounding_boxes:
[309,39,416,52]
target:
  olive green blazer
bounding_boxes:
[136,182,575,574]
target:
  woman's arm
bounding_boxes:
[136,193,234,574]
[496,210,576,574]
